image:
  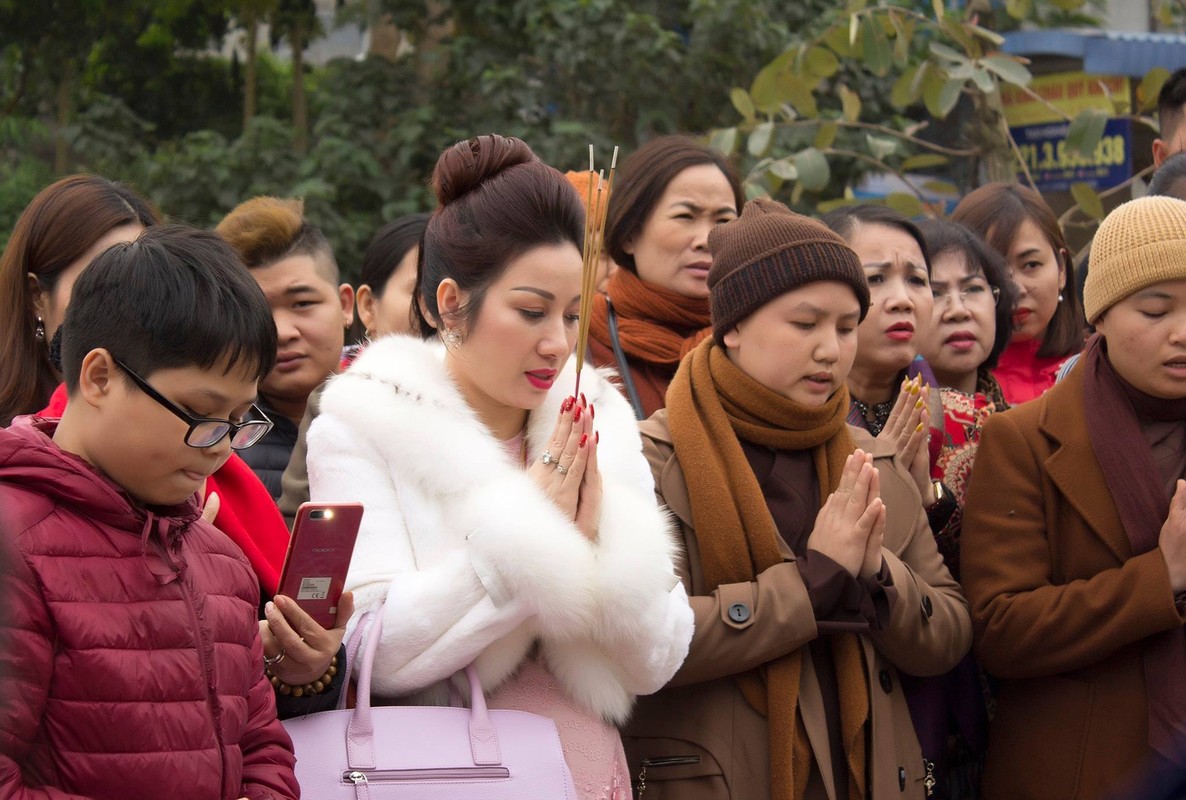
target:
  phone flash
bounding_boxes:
[323,509,335,520]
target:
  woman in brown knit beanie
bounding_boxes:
[622,198,970,800]
[963,196,1186,799]
[587,136,744,420]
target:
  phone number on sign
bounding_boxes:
[1016,134,1127,173]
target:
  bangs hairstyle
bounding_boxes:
[61,225,278,393]
[413,135,585,338]
[215,196,338,283]
[0,174,160,425]
[951,182,1086,359]
[605,135,744,274]
[819,204,933,273]
[919,219,1019,370]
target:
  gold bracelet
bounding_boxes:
[267,655,338,697]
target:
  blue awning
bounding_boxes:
[1002,29,1186,77]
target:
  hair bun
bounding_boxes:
[431,135,537,206]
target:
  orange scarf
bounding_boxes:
[589,268,711,367]
[667,340,869,800]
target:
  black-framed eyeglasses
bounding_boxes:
[112,357,273,450]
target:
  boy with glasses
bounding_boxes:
[0,226,298,800]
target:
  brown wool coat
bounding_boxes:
[622,411,972,800]
[961,364,1186,800]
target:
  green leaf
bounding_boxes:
[849,13,860,48]
[795,147,831,192]
[817,197,861,214]
[921,63,950,118]
[861,18,893,76]
[936,78,964,117]
[1071,181,1105,220]
[867,133,898,160]
[891,66,921,109]
[815,121,839,150]
[929,41,967,63]
[839,85,862,123]
[969,24,1006,46]
[750,61,788,114]
[1139,67,1171,112]
[1065,108,1109,156]
[806,46,841,78]
[1006,0,1032,18]
[885,192,924,217]
[923,179,960,195]
[901,153,950,170]
[748,121,774,157]
[730,88,756,121]
[769,157,798,180]
[932,0,945,22]
[709,127,738,157]
[786,76,820,119]
[971,67,995,94]
[981,54,1033,87]
[822,24,853,58]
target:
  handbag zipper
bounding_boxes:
[344,766,511,784]
[635,755,701,797]
[923,759,936,797]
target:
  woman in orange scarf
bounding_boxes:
[588,136,745,419]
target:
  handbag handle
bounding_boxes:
[345,601,503,769]
[335,609,375,712]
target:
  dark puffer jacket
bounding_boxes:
[0,417,299,800]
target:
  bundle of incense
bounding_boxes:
[573,144,618,398]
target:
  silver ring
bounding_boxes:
[540,451,556,465]
[556,464,569,475]
[263,648,286,667]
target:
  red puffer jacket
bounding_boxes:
[0,417,299,800]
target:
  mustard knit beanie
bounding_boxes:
[707,198,870,344]
[1085,196,1186,323]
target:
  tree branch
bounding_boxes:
[824,146,930,202]
[778,118,980,157]
[1057,164,1155,228]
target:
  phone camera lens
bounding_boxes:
[310,510,326,520]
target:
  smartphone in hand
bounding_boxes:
[277,502,364,629]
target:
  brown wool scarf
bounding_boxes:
[589,267,712,367]
[1083,333,1186,766]
[667,339,869,800]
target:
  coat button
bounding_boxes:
[898,766,906,790]
[879,668,893,694]
[922,595,934,618]
[727,603,751,623]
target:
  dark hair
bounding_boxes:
[819,204,933,273]
[951,182,1085,359]
[360,213,431,296]
[1150,151,1186,200]
[0,175,161,426]
[215,196,338,283]
[605,135,745,274]
[61,225,277,393]
[1159,67,1186,144]
[918,219,1018,370]
[413,135,585,338]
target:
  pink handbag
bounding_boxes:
[282,604,576,799]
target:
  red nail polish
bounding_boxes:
[562,396,574,412]
[589,404,595,420]
[574,405,583,422]
[595,431,600,444]
[579,434,588,448]
[580,393,587,407]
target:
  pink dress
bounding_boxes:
[491,434,633,800]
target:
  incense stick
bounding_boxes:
[573,145,618,398]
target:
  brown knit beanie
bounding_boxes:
[1085,196,1186,323]
[707,198,870,344]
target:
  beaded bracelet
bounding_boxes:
[267,655,338,697]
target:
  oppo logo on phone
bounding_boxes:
[277,502,364,629]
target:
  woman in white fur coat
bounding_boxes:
[307,135,693,800]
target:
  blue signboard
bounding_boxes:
[1011,117,1131,193]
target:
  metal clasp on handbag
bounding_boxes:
[635,755,701,797]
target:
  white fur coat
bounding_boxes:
[307,335,693,723]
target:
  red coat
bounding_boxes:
[0,417,299,800]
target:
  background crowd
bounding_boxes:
[5,21,1186,800]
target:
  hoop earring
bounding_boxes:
[442,328,462,348]
[34,317,45,342]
